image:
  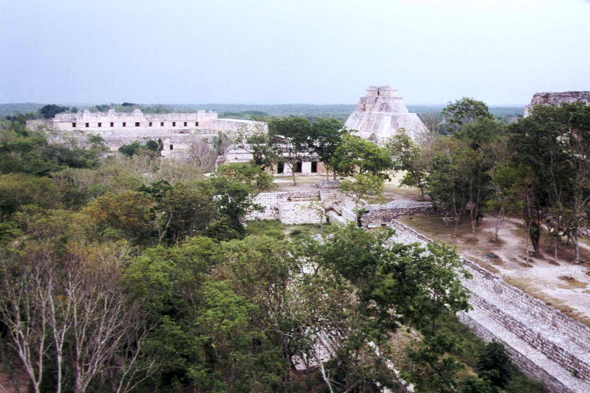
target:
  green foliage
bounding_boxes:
[315,225,470,339]
[460,377,497,393]
[477,342,514,389]
[340,173,385,225]
[39,104,69,119]
[332,134,392,177]
[509,103,590,258]
[119,140,161,157]
[0,124,102,175]
[308,118,347,173]
[404,333,467,393]
[0,173,61,219]
[442,97,493,133]
[214,162,277,192]
[220,110,269,121]
[387,129,428,198]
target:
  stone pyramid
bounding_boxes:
[344,86,427,144]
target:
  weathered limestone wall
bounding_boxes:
[247,189,357,224]
[26,109,267,158]
[248,191,321,221]
[279,202,322,225]
[524,91,590,117]
[387,220,590,393]
[361,200,434,225]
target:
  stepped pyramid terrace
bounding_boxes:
[344,85,428,144]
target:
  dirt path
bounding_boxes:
[399,214,590,327]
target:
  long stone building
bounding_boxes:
[27,109,267,157]
[344,85,428,143]
[524,91,590,117]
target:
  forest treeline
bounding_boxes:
[387,98,590,265]
[0,102,525,123]
[0,104,548,392]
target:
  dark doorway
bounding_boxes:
[277,162,284,174]
[311,161,318,173]
[295,162,302,173]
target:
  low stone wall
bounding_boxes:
[313,180,341,189]
[361,200,434,225]
[248,191,321,221]
[387,220,590,392]
[279,202,322,225]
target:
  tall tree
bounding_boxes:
[268,116,312,185]
[510,103,590,260]
[442,97,493,134]
[39,104,69,119]
[331,135,392,178]
[308,118,347,179]
[386,129,428,200]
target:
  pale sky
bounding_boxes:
[1,0,589,106]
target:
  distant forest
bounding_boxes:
[0,102,525,123]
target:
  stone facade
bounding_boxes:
[220,144,329,176]
[247,189,357,224]
[344,86,428,143]
[524,91,590,117]
[26,109,267,157]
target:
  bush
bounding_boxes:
[478,342,513,388]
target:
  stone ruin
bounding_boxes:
[524,91,590,117]
[344,85,428,144]
[26,109,267,158]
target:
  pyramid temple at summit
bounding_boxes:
[345,86,428,144]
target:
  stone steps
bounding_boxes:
[387,220,590,392]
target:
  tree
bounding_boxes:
[442,97,493,133]
[212,131,232,155]
[486,164,524,242]
[39,104,69,119]
[118,141,160,158]
[238,125,282,172]
[510,103,590,260]
[456,118,506,239]
[303,225,471,392]
[308,118,347,179]
[477,342,514,389]
[269,116,312,185]
[331,135,392,178]
[186,139,217,172]
[213,162,277,192]
[0,173,62,220]
[0,228,158,393]
[386,129,428,200]
[206,176,263,239]
[83,191,157,243]
[428,138,472,236]
[340,173,385,226]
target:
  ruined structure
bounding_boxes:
[26,109,267,157]
[248,186,590,391]
[219,144,329,176]
[385,221,590,393]
[344,86,428,143]
[524,91,590,117]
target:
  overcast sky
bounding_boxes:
[1,0,589,106]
